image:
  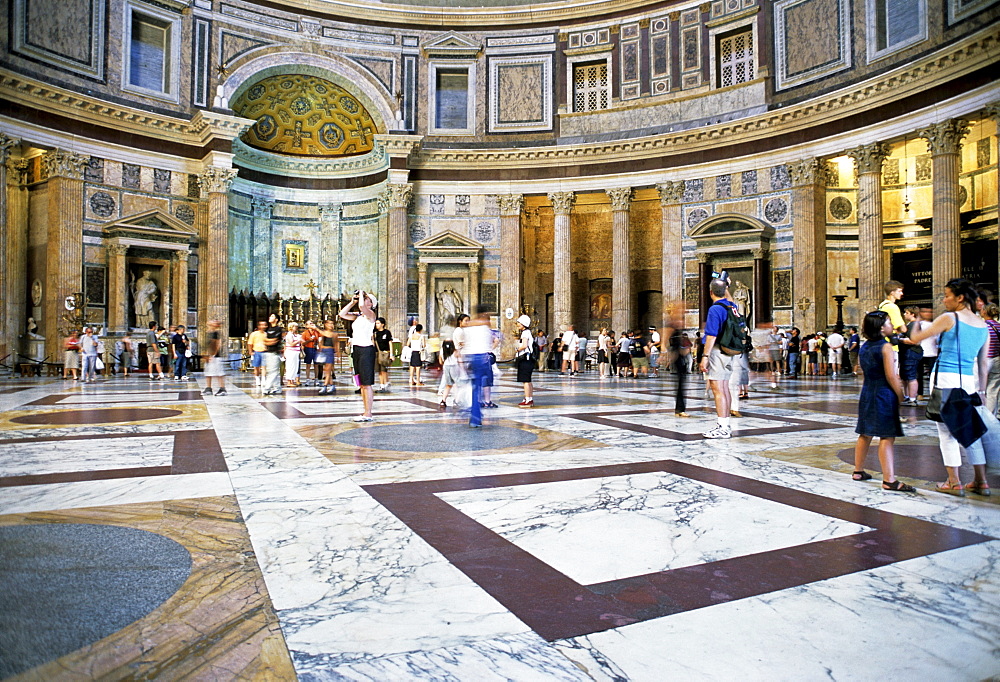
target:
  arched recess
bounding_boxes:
[221,51,396,134]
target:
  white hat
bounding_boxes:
[360,290,378,308]
[516,314,531,327]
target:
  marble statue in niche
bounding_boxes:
[732,280,751,321]
[132,269,159,328]
[436,285,463,329]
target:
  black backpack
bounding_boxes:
[714,302,752,356]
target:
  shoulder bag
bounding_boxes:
[926,313,987,448]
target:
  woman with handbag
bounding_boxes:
[906,278,991,496]
[407,324,426,386]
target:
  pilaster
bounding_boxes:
[251,197,274,295]
[657,181,684,329]
[198,166,237,330]
[0,134,19,361]
[920,118,970,311]
[172,250,190,329]
[548,191,575,333]
[318,203,341,300]
[106,243,130,333]
[497,193,524,359]
[385,182,413,336]
[42,149,87,357]
[790,156,832,329]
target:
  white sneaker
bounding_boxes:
[703,425,732,439]
[352,415,374,422]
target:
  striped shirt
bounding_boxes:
[985,319,1000,359]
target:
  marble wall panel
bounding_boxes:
[774,0,850,90]
[716,199,758,217]
[340,221,381,294]
[139,167,155,193]
[229,214,253,292]
[275,203,319,220]
[631,201,662,270]
[121,194,169,216]
[104,161,122,188]
[12,0,105,79]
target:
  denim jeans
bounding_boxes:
[467,353,490,426]
[82,354,98,379]
[173,354,188,378]
[788,352,800,376]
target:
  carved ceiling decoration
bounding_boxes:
[232,74,377,157]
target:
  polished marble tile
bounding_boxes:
[0,435,174,477]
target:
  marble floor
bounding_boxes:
[1,366,998,680]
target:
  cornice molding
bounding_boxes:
[0,75,252,148]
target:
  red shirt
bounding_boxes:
[301,329,320,349]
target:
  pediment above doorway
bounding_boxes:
[414,230,482,261]
[101,210,197,249]
[689,214,774,255]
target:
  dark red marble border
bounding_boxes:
[25,390,204,406]
[0,429,226,488]
[363,459,994,641]
[562,409,843,441]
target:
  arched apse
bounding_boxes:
[221,51,397,135]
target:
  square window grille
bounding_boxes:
[573,62,609,112]
[719,31,754,88]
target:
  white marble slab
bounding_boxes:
[0,471,233,514]
[440,471,871,584]
[0,435,174,477]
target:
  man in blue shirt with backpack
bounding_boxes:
[700,278,744,439]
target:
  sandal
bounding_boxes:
[964,481,991,496]
[438,400,447,409]
[882,479,916,493]
[852,471,873,481]
[935,481,966,496]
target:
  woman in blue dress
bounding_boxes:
[852,310,915,492]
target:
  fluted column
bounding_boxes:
[384,183,412,336]
[198,167,237,330]
[986,104,1000,294]
[522,209,539,320]
[789,157,832,330]
[0,135,20,361]
[548,191,575,332]
[920,119,970,312]
[42,149,87,356]
[417,261,429,331]
[172,250,190,328]
[698,253,712,328]
[251,197,274,294]
[845,145,889,314]
[752,248,771,324]
[657,181,685,329]
[106,243,130,333]
[498,193,524,359]
[468,261,480,313]
[607,187,633,334]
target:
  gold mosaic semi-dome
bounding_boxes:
[232,74,377,157]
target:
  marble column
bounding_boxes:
[548,191,575,332]
[318,203,341,297]
[752,248,771,324]
[385,183,412,336]
[198,167,237,331]
[172,250,190,328]
[469,261,480,313]
[657,181,685,329]
[0,135,22,362]
[522,208,539,321]
[920,118,970,312]
[987,104,1000,295]
[789,157,832,330]
[42,149,88,357]
[607,187,633,334]
[106,243,130,333]
[844,145,889,314]
[251,198,274,295]
[498,193,524,359]
[698,254,712,328]
[417,261,428,331]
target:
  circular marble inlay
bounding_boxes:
[335,423,537,452]
[829,196,853,220]
[687,208,709,229]
[11,407,182,425]
[89,191,116,218]
[764,198,788,224]
[502,394,623,406]
[0,523,191,679]
[174,204,195,225]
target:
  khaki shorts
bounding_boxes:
[147,350,160,366]
[706,348,734,381]
[631,356,649,369]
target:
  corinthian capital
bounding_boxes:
[0,133,17,162]
[656,181,684,205]
[106,243,130,258]
[606,187,633,212]
[251,197,274,218]
[847,142,890,176]
[7,158,29,187]
[173,250,190,264]
[547,191,575,214]
[919,118,970,156]
[496,194,524,216]
[198,167,238,194]
[983,102,1000,122]
[42,149,88,180]
[787,158,823,186]
[386,183,413,209]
